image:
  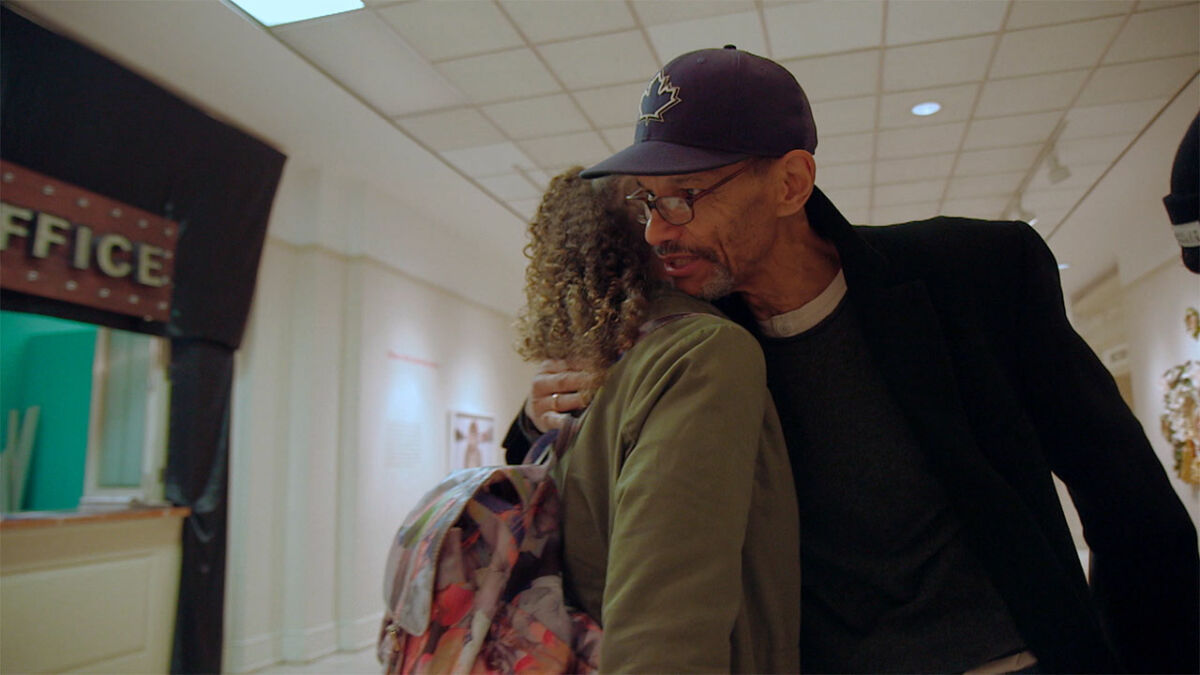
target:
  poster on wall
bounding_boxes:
[448,411,496,470]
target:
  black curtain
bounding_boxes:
[1,5,286,672]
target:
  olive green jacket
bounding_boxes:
[551,289,800,674]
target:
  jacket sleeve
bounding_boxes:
[1011,223,1199,673]
[598,322,772,673]
[501,407,538,464]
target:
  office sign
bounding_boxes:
[0,160,176,322]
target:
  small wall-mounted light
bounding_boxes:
[1047,150,1071,184]
[911,101,942,117]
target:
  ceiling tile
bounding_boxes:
[526,169,553,190]
[436,48,560,103]
[1105,3,1200,64]
[975,70,1087,117]
[1023,188,1083,212]
[601,127,634,151]
[942,196,1010,218]
[375,1,522,61]
[871,203,940,224]
[816,162,873,189]
[508,198,541,220]
[1075,55,1199,106]
[482,94,590,139]
[1061,99,1164,140]
[963,111,1061,150]
[874,154,955,184]
[539,31,658,89]
[874,179,946,207]
[954,145,1042,177]
[441,141,536,178]
[631,0,756,27]
[781,50,880,102]
[878,83,979,128]
[647,11,766,63]
[816,132,876,165]
[765,1,884,60]
[811,96,878,135]
[1005,0,1133,30]
[886,0,1007,45]
[1027,209,1069,234]
[500,0,635,43]
[1055,135,1133,166]
[1137,0,1196,8]
[477,172,543,201]
[820,186,871,222]
[396,107,505,151]
[273,11,466,116]
[946,172,1024,199]
[883,36,994,92]
[991,17,1122,78]
[517,131,611,170]
[573,82,648,129]
[876,123,966,159]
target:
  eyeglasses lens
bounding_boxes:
[656,197,692,225]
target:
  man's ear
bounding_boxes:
[775,150,815,217]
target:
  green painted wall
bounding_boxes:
[0,311,96,510]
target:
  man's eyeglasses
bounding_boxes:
[625,160,757,227]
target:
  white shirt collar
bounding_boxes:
[757,270,847,338]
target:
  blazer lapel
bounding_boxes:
[820,187,997,506]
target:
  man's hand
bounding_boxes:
[524,360,594,433]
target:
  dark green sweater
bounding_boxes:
[760,297,1025,673]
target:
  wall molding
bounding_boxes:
[265,236,520,322]
[224,632,279,674]
[281,621,338,664]
[338,611,384,650]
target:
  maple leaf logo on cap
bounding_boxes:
[638,71,681,123]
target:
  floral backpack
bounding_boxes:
[378,426,601,674]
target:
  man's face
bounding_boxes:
[634,160,775,300]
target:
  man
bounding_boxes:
[504,46,1198,673]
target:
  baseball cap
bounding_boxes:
[580,45,817,178]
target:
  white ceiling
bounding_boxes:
[268,0,1198,230]
[9,0,1200,313]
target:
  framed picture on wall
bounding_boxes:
[448,411,496,470]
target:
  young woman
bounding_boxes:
[516,167,800,673]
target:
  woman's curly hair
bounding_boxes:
[517,166,656,378]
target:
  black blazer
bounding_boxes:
[728,187,1198,673]
[505,187,1199,672]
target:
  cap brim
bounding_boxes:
[580,140,750,178]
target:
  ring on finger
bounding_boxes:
[551,392,560,412]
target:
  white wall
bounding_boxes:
[1055,76,1200,531]
[223,166,534,673]
[1125,259,1200,526]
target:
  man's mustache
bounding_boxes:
[653,242,718,262]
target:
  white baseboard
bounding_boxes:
[339,611,384,650]
[224,631,279,674]
[282,621,338,663]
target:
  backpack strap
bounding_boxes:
[525,427,560,465]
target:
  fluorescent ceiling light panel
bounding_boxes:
[229,0,364,27]
[911,101,941,116]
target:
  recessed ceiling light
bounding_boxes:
[911,101,941,117]
[229,0,364,27]
[1058,263,1071,270]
